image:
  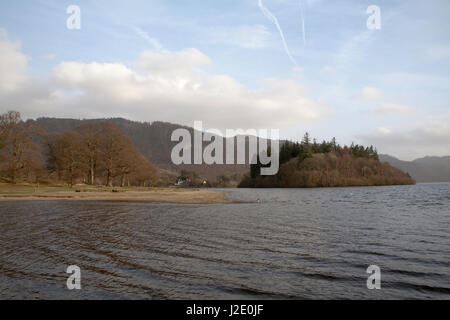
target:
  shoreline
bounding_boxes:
[0,185,232,204]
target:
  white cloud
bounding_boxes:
[0,32,29,93]
[375,127,391,135]
[355,87,382,100]
[381,72,450,91]
[0,40,331,130]
[357,117,450,160]
[207,24,275,49]
[376,103,416,115]
[134,48,211,76]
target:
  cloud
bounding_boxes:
[134,48,211,76]
[376,103,416,115]
[374,127,391,135]
[0,31,29,93]
[381,72,450,92]
[354,87,382,100]
[357,117,450,160]
[0,28,7,39]
[0,40,331,130]
[207,25,275,49]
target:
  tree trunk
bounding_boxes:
[89,157,95,185]
[107,170,112,187]
[90,166,94,185]
[69,163,74,187]
[11,167,16,184]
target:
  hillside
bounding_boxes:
[379,154,450,182]
[240,151,415,188]
[32,118,434,186]
[33,117,249,180]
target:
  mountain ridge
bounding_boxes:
[31,117,449,183]
[379,154,450,182]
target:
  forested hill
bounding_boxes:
[33,118,436,185]
[34,117,190,168]
[33,117,249,179]
[239,135,415,188]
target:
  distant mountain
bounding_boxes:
[379,154,450,182]
[33,117,250,179]
[35,118,446,183]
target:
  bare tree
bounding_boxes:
[0,111,41,183]
[95,122,157,187]
[97,122,131,186]
[1,113,160,187]
[76,123,102,185]
[55,132,85,187]
[42,133,64,180]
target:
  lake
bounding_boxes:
[1,183,449,299]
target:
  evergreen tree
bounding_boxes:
[302,132,311,146]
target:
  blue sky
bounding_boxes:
[1,0,450,160]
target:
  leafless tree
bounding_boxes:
[76,123,102,185]
[0,111,42,183]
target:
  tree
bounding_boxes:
[312,138,319,153]
[0,116,8,151]
[297,132,313,164]
[131,154,158,187]
[297,143,313,163]
[331,137,338,151]
[43,133,63,179]
[55,132,85,187]
[115,144,152,187]
[76,123,102,185]
[302,132,311,146]
[0,111,41,183]
[96,122,146,187]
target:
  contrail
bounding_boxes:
[130,25,165,52]
[299,0,306,46]
[258,0,298,67]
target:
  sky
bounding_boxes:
[0,0,449,160]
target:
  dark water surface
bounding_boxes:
[1,183,449,299]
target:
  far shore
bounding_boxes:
[0,184,232,204]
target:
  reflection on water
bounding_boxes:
[0,183,449,299]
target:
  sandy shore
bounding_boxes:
[0,186,231,204]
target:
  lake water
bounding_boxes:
[1,183,449,299]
